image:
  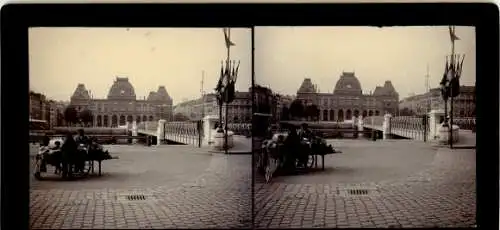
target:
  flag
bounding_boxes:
[446,61,454,82]
[224,79,236,104]
[215,62,224,93]
[449,26,460,42]
[234,61,240,82]
[223,28,235,48]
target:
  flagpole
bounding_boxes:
[224,28,231,152]
[449,26,455,149]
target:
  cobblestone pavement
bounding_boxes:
[254,140,476,228]
[30,145,252,229]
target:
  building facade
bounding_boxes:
[399,85,475,117]
[295,72,400,122]
[30,91,47,121]
[174,90,252,123]
[69,77,173,127]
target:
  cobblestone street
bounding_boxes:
[254,140,476,228]
[30,145,252,229]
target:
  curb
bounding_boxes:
[208,150,252,155]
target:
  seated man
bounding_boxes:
[50,141,63,174]
[75,129,90,146]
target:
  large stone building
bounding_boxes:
[296,72,400,121]
[69,77,173,127]
[399,85,475,117]
[174,90,252,123]
[29,91,68,128]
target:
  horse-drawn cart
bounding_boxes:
[33,138,118,180]
[255,121,342,183]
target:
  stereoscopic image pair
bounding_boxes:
[29,26,476,229]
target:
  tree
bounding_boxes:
[281,106,290,121]
[305,104,319,121]
[64,106,78,126]
[56,111,65,127]
[289,100,304,120]
[79,109,93,126]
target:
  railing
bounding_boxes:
[390,116,428,141]
[453,117,476,131]
[163,121,201,147]
[227,123,252,136]
[363,116,384,127]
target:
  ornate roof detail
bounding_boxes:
[297,78,317,93]
[373,80,398,96]
[71,84,90,100]
[147,91,158,101]
[333,72,362,95]
[155,86,172,102]
[107,77,136,100]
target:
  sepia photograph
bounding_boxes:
[29,27,253,229]
[253,26,476,228]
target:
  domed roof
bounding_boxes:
[297,78,317,93]
[155,86,172,101]
[107,77,136,100]
[146,86,172,102]
[373,80,398,96]
[71,84,90,100]
[147,91,158,101]
[333,72,362,95]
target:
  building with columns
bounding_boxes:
[296,72,400,121]
[174,89,254,123]
[399,85,475,117]
[69,77,173,127]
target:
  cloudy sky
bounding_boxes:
[29,27,252,104]
[255,26,475,98]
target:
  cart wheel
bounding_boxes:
[265,161,272,183]
[306,155,315,168]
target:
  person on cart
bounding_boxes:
[38,135,51,172]
[61,132,78,178]
[74,129,90,173]
[298,123,313,140]
[297,123,313,167]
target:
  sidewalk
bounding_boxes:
[206,135,252,155]
[433,129,476,149]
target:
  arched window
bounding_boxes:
[111,115,118,127]
[329,110,335,121]
[338,110,344,122]
[346,109,352,120]
[369,111,373,116]
[103,115,109,127]
[97,115,102,127]
[375,110,380,116]
[323,110,328,121]
[119,115,126,126]
[362,110,368,117]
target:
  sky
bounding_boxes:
[29,27,252,104]
[254,26,476,98]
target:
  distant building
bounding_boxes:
[174,90,252,123]
[295,72,400,121]
[69,77,173,127]
[29,91,47,121]
[399,85,475,117]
